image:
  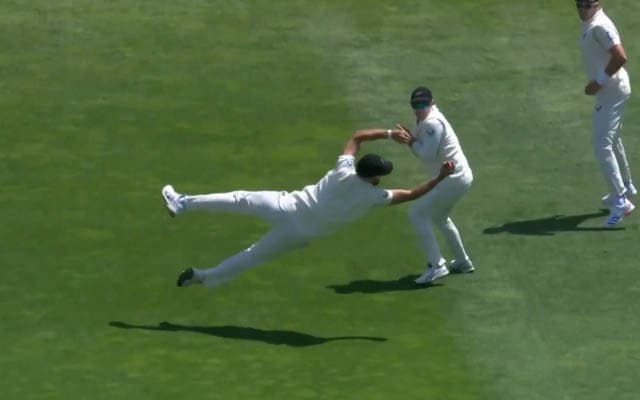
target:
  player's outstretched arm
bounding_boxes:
[388,161,455,205]
[343,128,412,156]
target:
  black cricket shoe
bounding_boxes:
[177,267,197,287]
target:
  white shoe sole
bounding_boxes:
[162,185,177,217]
[625,202,635,216]
[415,267,450,284]
[450,265,475,274]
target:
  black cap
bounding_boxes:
[356,154,394,177]
[410,86,433,107]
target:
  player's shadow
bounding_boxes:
[326,274,443,294]
[108,321,387,347]
[483,209,624,236]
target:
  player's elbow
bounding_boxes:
[614,53,628,66]
[613,49,628,65]
[620,54,628,65]
[406,190,420,202]
[389,190,414,205]
[351,131,365,143]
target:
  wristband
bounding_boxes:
[386,129,392,139]
[596,70,610,86]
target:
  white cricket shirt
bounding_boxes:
[580,9,630,91]
[410,105,471,178]
[283,155,392,235]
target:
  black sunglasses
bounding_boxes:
[411,102,430,110]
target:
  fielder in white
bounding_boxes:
[161,129,455,289]
[396,86,474,284]
[577,0,635,226]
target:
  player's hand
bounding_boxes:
[584,81,601,95]
[438,161,455,178]
[395,124,416,145]
[390,129,412,144]
[395,123,412,135]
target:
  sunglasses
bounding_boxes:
[411,102,430,110]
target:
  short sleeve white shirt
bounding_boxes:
[286,155,392,235]
[580,9,629,87]
[410,105,471,178]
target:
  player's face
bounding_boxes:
[412,103,431,121]
[362,176,381,186]
[576,1,599,21]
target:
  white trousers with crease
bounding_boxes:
[408,171,473,268]
[592,80,632,197]
[182,191,308,287]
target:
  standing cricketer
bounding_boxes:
[396,86,474,284]
[577,0,635,226]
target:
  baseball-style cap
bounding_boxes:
[410,86,433,108]
[576,0,599,7]
[356,154,394,177]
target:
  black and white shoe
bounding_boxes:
[449,259,475,274]
[177,267,201,287]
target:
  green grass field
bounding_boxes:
[2,1,640,399]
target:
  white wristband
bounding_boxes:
[386,129,392,139]
[596,70,610,86]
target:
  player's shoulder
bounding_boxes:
[595,11,618,29]
[335,154,356,170]
[362,185,393,205]
[591,16,620,45]
[420,117,445,135]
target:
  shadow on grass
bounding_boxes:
[327,274,443,294]
[483,209,624,236]
[108,321,387,347]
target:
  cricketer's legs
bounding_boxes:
[182,190,284,222]
[614,134,633,187]
[592,96,629,198]
[409,174,472,268]
[201,225,308,288]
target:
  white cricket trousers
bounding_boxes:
[409,171,473,268]
[182,191,309,287]
[592,81,632,197]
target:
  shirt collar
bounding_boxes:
[582,8,603,26]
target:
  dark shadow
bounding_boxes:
[327,274,443,294]
[108,321,387,347]
[483,209,624,236]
